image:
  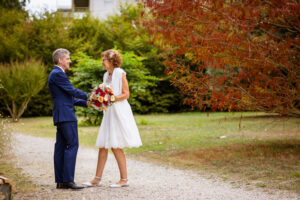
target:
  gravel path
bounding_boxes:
[10,133,298,200]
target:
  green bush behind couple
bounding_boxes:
[0,4,186,122]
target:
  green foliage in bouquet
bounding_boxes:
[0,59,47,122]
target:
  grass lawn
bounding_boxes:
[5,112,300,192]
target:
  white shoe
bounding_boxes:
[83,181,103,187]
[110,179,129,188]
[83,176,102,187]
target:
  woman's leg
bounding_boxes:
[90,148,108,184]
[111,148,128,184]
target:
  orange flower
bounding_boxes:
[98,96,104,103]
[102,107,107,111]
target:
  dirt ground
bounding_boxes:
[10,133,299,200]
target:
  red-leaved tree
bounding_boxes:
[142,0,300,116]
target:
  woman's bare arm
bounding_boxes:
[116,73,130,101]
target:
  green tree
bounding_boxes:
[0,59,47,121]
[22,13,83,117]
[0,0,27,10]
[0,9,81,117]
[68,4,186,113]
[0,4,188,117]
[0,7,30,62]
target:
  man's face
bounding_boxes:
[59,54,71,71]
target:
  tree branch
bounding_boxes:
[17,97,31,120]
[3,98,13,118]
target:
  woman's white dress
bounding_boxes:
[96,68,142,148]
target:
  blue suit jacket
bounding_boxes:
[48,66,87,125]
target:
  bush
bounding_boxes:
[0,4,188,118]
[71,51,158,124]
[68,4,187,113]
[0,59,46,121]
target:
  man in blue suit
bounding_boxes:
[48,48,88,189]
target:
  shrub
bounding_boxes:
[0,59,47,121]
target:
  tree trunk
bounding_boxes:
[3,98,17,122]
[11,100,18,122]
[3,98,13,119]
[3,97,31,122]
[16,97,31,120]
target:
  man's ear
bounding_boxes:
[57,58,62,64]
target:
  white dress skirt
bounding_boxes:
[96,68,142,148]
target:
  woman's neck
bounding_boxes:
[108,68,113,75]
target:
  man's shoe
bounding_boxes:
[56,183,65,189]
[63,182,84,190]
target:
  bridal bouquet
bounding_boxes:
[89,83,116,111]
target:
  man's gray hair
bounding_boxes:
[52,48,70,64]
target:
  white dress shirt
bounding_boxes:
[56,65,65,73]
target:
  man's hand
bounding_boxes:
[86,101,91,106]
[90,93,97,100]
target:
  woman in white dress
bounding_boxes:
[83,49,142,188]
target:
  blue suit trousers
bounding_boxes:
[54,121,79,183]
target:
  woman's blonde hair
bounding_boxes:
[101,49,122,68]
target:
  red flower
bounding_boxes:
[96,88,103,94]
[93,99,101,107]
[91,83,115,112]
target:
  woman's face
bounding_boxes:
[102,57,113,72]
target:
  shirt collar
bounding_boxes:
[56,65,65,73]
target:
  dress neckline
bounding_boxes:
[105,71,112,84]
